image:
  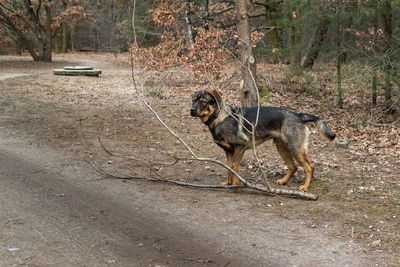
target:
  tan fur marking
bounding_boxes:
[230,150,245,185]
[199,105,215,123]
[210,103,228,126]
[295,147,314,191]
[208,89,222,104]
[216,140,232,149]
[220,151,234,185]
[237,116,250,144]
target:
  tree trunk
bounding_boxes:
[23,0,52,61]
[55,36,63,53]
[286,2,301,67]
[185,0,195,47]
[235,0,258,107]
[383,74,392,110]
[62,23,69,53]
[204,0,209,30]
[371,69,377,107]
[336,1,343,109]
[20,38,39,61]
[301,16,330,70]
[380,0,393,110]
[42,5,53,62]
[264,0,278,62]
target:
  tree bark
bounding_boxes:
[185,0,195,47]
[43,4,53,62]
[380,0,393,110]
[285,1,302,67]
[301,16,330,70]
[235,0,258,107]
[62,23,69,53]
[371,69,377,107]
[0,6,40,60]
[22,0,52,61]
[204,0,209,30]
[264,0,278,62]
[336,1,343,109]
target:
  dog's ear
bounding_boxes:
[208,89,222,104]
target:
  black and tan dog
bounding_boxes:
[190,89,335,191]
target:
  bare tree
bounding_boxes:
[0,0,92,61]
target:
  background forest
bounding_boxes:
[1,0,399,120]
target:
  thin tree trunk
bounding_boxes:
[71,28,75,51]
[383,74,392,110]
[337,58,343,109]
[336,1,343,109]
[62,23,69,53]
[381,0,393,110]
[264,0,278,62]
[301,16,330,70]
[286,3,301,67]
[61,0,69,53]
[371,69,377,107]
[55,36,62,53]
[185,0,195,47]
[204,0,209,30]
[235,0,258,107]
[43,4,53,62]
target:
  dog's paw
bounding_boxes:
[276,179,286,185]
[298,185,308,191]
[220,180,230,186]
[231,179,241,185]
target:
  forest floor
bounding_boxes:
[0,53,399,266]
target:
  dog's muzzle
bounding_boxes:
[190,107,197,117]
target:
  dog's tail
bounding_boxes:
[299,113,336,141]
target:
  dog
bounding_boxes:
[190,89,335,191]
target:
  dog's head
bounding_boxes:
[190,89,223,124]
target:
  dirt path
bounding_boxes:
[0,135,239,266]
[0,124,368,267]
[0,54,393,266]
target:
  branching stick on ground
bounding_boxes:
[119,1,319,200]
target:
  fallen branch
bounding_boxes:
[88,158,317,199]
[120,2,320,200]
[94,134,319,200]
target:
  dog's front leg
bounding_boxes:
[220,151,234,186]
[230,147,246,185]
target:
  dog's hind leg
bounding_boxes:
[275,140,298,186]
[294,149,314,191]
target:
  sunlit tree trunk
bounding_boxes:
[235,0,258,107]
[185,0,194,47]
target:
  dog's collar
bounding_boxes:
[204,111,218,126]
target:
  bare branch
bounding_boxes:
[113,1,320,201]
